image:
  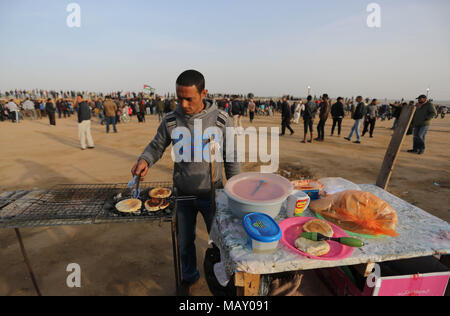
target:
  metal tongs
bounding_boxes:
[128,172,142,199]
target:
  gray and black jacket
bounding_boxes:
[139,101,241,198]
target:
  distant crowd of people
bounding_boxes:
[1,90,447,155]
[271,94,441,155]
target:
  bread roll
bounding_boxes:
[295,237,331,257]
[303,219,334,238]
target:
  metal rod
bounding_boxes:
[14,228,42,296]
[171,211,182,295]
[210,136,217,217]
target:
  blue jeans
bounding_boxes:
[177,198,214,283]
[348,119,362,141]
[106,116,117,133]
[99,111,105,124]
[392,118,398,130]
[413,125,430,152]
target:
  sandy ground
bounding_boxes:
[0,112,449,296]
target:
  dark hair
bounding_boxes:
[337,97,343,101]
[322,94,329,99]
[307,95,312,101]
[176,70,205,94]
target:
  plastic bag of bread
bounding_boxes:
[310,190,398,237]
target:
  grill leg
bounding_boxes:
[14,228,42,296]
[171,212,182,295]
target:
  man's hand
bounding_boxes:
[131,159,149,181]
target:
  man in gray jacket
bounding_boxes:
[362,99,379,138]
[131,70,241,294]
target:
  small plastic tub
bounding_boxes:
[242,213,282,254]
[291,180,324,201]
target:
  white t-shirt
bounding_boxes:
[23,100,34,110]
[6,102,18,112]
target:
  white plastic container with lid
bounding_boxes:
[225,172,294,219]
[242,213,282,254]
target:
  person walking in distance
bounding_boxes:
[103,96,118,133]
[390,102,402,130]
[6,99,19,123]
[292,101,303,124]
[280,96,294,136]
[441,106,447,119]
[345,96,365,144]
[248,99,256,123]
[330,97,345,137]
[76,95,95,150]
[22,98,36,120]
[96,98,105,125]
[408,95,437,155]
[230,96,243,133]
[156,96,165,122]
[45,98,56,126]
[316,94,330,141]
[362,99,379,138]
[301,96,317,143]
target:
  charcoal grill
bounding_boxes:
[0,182,183,296]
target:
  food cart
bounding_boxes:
[210,183,450,296]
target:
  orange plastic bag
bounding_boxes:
[310,190,398,237]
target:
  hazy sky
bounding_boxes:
[1,0,449,99]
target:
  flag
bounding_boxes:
[143,85,152,93]
[143,85,155,94]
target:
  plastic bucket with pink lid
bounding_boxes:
[224,172,294,219]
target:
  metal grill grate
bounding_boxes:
[0,191,32,210]
[0,182,176,228]
[95,182,176,224]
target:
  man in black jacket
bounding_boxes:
[390,102,403,130]
[330,97,345,137]
[76,95,95,150]
[45,98,56,126]
[316,94,330,141]
[301,96,317,143]
[345,96,365,144]
[280,97,294,136]
[230,97,243,133]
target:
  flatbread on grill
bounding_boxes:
[115,199,142,213]
[158,199,170,211]
[145,198,163,212]
[303,219,334,238]
[149,188,172,199]
[295,237,331,257]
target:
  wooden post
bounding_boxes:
[376,105,416,190]
[235,272,261,296]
